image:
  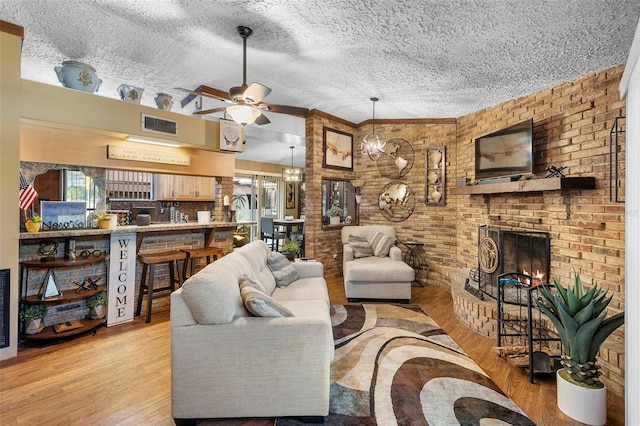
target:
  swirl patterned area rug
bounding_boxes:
[278,304,535,426]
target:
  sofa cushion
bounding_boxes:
[180,272,245,324]
[271,276,330,305]
[349,235,373,258]
[240,276,294,317]
[267,251,299,288]
[370,231,395,257]
[344,256,415,282]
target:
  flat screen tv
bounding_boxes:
[475,119,533,181]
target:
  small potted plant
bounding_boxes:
[325,206,343,225]
[536,273,625,425]
[281,239,301,261]
[24,214,42,233]
[86,290,107,319]
[19,304,48,334]
[97,213,111,229]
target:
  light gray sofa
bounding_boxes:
[170,240,333,423]
[342,225,415,302]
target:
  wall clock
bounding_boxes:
[378,181,415,222]
[376,138,415,179]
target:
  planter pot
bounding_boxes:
[557,370,606,425]
[98,220,111,229]
[154,92,173,111]
[329,216,340,225]
[54,61,102,93]
[285,253,296,261]
[25,221,41,232]
[24,318,45,335]
[117,83,144,104]
[89,305,106,320]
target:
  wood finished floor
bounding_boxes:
[0,276,625,426]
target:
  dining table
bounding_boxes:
[272,219,305,239]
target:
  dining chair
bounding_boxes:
[260,217,287,251]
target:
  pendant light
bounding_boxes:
[282,146,302,182]
[361,97,386,160]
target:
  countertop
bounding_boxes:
[19,221,255,240]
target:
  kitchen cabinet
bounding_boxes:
[155,174,216,200]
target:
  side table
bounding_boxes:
[398,240,424,287]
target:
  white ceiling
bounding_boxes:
[3,0,640,167]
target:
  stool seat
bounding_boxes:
[136,250,187,323]
[181,247,224,279]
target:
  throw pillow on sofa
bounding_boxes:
[267,251,299,287]
[349,235,373,258]
[370,231,395,257]
[181,272,247,324]
[239,275,294,317]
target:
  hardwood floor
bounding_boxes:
[0,276,624,425]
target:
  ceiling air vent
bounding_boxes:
[141,114,178,136]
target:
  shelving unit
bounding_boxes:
[451,176,595,195]
[20,254,109,340]
[496,272,562,383]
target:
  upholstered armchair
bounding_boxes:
[341,225,415,302]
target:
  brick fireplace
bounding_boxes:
[475,226,551,302]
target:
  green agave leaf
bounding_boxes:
[537,300,571,351]
[592,287,609,305]
[578,284,597,305]
[554,278,569,304]
[575,316,604,362]
[573,301,595,326]
[574,273,584,299]
[557,299,579,357]
[590,312,625,360]
[593,294,613,318]
[538,286,558,314]
[565,285,582,315]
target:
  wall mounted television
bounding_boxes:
[474,118,533,181]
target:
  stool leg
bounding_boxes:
[145,264,155,323]
[169,261,177,292]
[136,263,148,316]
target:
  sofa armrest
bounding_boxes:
[343,244,354,262]
[389,245,403,261]
[291,261,324,279]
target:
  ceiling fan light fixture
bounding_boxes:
[282,145,302,182]
[227,104,262,126]
[361,97,386,160]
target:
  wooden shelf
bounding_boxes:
[20,254,109,268]
[22,284,107,306]
[450,177,596,195]
[22,318,105,341]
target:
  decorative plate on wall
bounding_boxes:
[376,138,415,179]
[378,181,415,222]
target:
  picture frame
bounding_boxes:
[286,182,296,209]
[219,119,245,152]
[323,127,353,171]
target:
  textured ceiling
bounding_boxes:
[2,0,640,167]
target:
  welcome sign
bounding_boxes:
[107,233,136,326]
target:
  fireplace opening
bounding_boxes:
[476,226,551,303]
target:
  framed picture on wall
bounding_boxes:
[323,127,353,171]
[286,182,296,209]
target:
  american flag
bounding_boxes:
[19,173,38,210]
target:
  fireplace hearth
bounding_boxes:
[475,226,550,302]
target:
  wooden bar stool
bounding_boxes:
[181,247,225,279]
[136,250,187,323]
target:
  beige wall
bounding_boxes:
[0,22,23,360]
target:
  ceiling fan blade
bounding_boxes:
[175,85,233,108]
[192,106,227,115]
[255,113,271,125]
[265,104,310,118]
[243,82,272,104]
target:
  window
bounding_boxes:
[105,170,153,200]
[64,170,99,213]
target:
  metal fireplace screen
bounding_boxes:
[477,226,550,302]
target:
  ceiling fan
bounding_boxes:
[176,26,309,125]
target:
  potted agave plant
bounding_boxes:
[97,213,111,229]
[24,214,42,233]
[325,206,343,225]
[86,290,107,319]
[536,273,625,425]
[19,304,48,334]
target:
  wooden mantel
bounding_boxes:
[450,177,596,195]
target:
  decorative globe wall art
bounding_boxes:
[378,181,415,222]
[424,146,446,205]
[376,138,415,179]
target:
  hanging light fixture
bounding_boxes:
[227,104,262,126]
[282,146,302,182]
[361,97,386,160]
